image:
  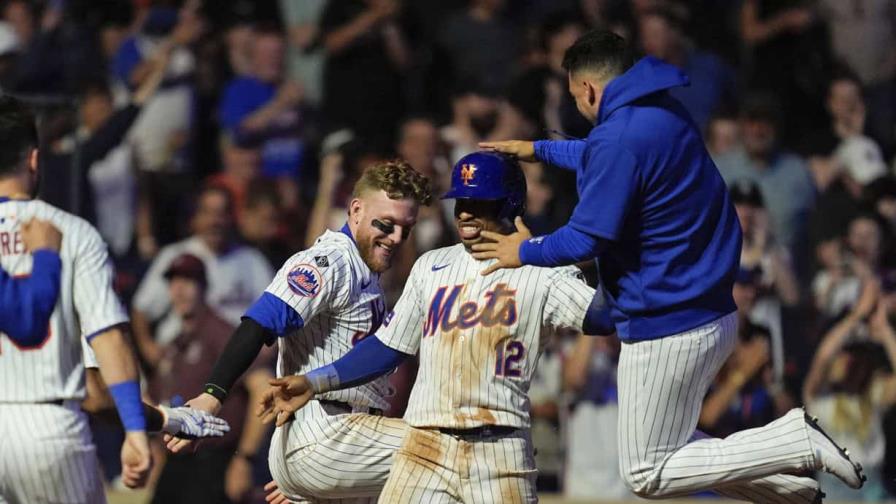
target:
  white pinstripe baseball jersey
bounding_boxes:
[268,229,391,411]
[0,199,128,402]
[377,243,595,429]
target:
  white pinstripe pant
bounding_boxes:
[269,401,407,503]
[378,426,537,503]
[0,402,105,504]
[618,312,820,503]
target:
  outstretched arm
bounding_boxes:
[473,143,635,273]
[257,336,410,426]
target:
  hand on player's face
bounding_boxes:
[471,216,532,275]
[454,199,505,251]
[257,375,314,427]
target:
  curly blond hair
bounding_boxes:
[351,160,432,205]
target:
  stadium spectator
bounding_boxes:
[437,0,521,99]
[505,13,591,139]
[706,111,741,159]
[38,47,169,248]
[395,116,454,253]
[715,94,816,274]
[699,267,793,438]
[218,24,305,180]
[729,180,800,381]
[237,178,293,269]
[817,0,896,156]
[865,177,896,269]
[148,253,274,504]
[279,0,328,107]
[207,138,262,217]
[806,134,864,275]
[637,6,737,132]
[318,0,409,150]
[804,277,896,501]
[130,185,272,368]
[740,0,833,150]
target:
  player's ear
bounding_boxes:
[586,82,597,107]
[348,198,362,225]
[27,148,38,173]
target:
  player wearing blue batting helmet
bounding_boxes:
[442,151,527,220]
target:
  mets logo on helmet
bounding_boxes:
[460,164,477,186]
[287,264,322,297]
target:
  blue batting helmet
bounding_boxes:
[442,151,527,220]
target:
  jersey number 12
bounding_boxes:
[495,340,525,377]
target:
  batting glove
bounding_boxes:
[159,405,231,439]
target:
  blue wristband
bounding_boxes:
[519,238,545,265]
[108,380,147,432]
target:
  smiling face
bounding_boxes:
[350,190,420,272]
[454,199,508,252]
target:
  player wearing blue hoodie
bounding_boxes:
[478,30,863,502]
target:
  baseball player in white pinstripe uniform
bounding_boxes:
[0,95,153,503]
[171,161,431,503]
[258,152,598,503]
[0,97,227,504]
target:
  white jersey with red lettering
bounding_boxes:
[0,198,127,504]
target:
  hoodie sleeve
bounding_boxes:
[534,140,586,171]
[568,142,639,241]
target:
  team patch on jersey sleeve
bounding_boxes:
[287,264,323,298]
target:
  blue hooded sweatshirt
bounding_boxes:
[521,56,742,341]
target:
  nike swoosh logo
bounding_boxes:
[431,264,450,271]
[361,279,371,289]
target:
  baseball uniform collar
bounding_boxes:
[340,222,356,244]
[0,194,30,203]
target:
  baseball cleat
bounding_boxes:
[804,410,866,489]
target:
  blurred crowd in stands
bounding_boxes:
[5,0,896,501]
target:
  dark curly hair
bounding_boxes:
[351,160,432,206]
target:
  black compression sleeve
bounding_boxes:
[204,318,271,401]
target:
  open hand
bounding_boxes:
[478,140,537,162]
[257,375,315,427]
[471,217,532,275]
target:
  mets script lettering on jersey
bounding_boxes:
[461,164,477,186]
[423,283,517,336]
